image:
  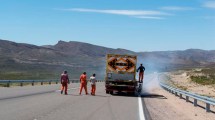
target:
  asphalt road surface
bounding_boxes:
[2,74,213,120]
[0,82,147,120]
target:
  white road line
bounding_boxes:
[138,96,146,120]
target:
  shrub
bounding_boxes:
[191,75,215,85]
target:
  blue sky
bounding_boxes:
[0,0,215,52]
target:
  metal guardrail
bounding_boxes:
[0,80,104,87]
[160,83,215,112]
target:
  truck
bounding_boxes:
[105,54,138,95]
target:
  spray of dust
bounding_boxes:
[141,73,161,93]
[137,56,165,93]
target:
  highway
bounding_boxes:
[0,82,146,120]
[1,74,215,120]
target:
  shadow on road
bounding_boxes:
[111,92,138,97]
[140,93,167,99]
[68,94,110,97]
[110,92,167,99]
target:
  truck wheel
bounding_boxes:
[110,91,113,95]
[106,91,109,94]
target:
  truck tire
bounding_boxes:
[106,90,109,94]
[110,91,113,95]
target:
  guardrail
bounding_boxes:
[0,80,104,87]
[160,83,215,112]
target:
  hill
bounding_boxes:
[0,39,215,79]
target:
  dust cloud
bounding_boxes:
[142,73,161,93]
[137,56,165,93]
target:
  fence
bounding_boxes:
[160,83,215,112]
[0,80,104,87]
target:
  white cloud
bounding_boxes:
[56,8,173,20]
[62,8,171,16]
[160,6,194,11]
[134,16,164,20]
[203,1,215,9]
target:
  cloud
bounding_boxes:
[134,16,164,20]
[57,8,172,20]
[203,1,215,9]
[160,6,194,11]
[63,8,171,16]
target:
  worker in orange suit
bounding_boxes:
[79,72,88,95]
[61,70,70,95]
[90,73,97,96]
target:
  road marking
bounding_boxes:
[138,96,146,120]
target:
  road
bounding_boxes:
[0,83,145,120]
[1,74,215,120]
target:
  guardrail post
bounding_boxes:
[194,99,198,106]
[160,83,215,113]
[180,94,183,99]
[49,81,51,85]
[56,81,58,84]
[7,81,10,87]
[206,103,210,112]
[175,92,177,96]
[186,96,189,102]
[41,82,43,85]
[20,82,23,87]
[32,81,34,86]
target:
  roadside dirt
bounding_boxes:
[142,74,215,120]
[144,87,215,120]
[167,71,215,98]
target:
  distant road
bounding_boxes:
[0,83,144,120]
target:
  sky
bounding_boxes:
[0,0,215,52]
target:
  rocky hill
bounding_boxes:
[0,39,215,79]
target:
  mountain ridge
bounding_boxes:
[0,39,215,79]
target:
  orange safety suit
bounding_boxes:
[61,73,69,95]
[91,85,96,95]
[79,74,88,95]
[90,76,96,95]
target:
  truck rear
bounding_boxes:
[105,54,137,94]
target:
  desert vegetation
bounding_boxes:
[189,68,215,85]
